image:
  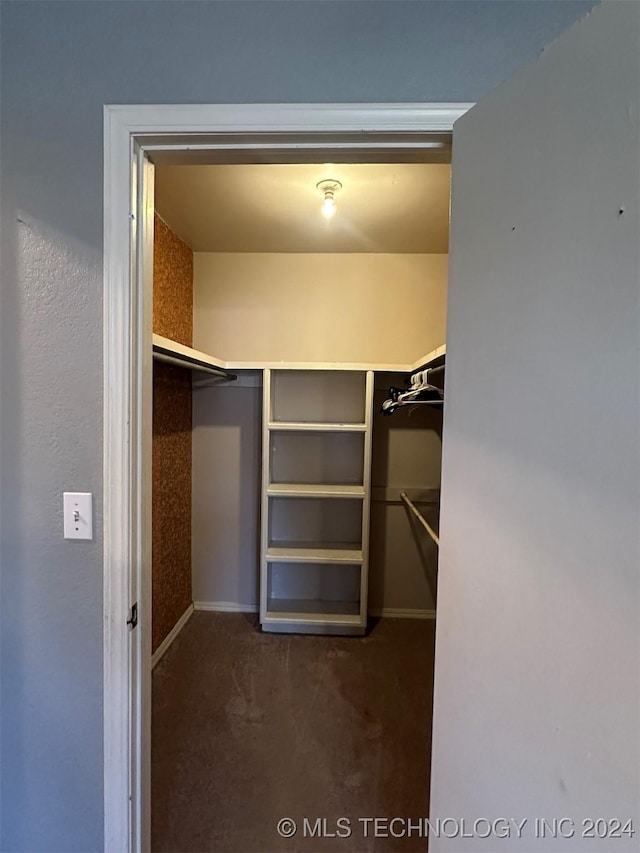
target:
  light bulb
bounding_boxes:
[322,195,336,219]
[317,180,342,220]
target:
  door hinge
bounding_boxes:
[126,602,138,630]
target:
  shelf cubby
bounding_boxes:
[266,545,363,564]
[270,370,367,425]
[268,496,363,551]
[260,368,373,634]
[264,562,362,631]
[269,430,365,486]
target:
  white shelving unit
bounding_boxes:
[260,368,374,635]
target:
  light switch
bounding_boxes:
[63,492,93,540]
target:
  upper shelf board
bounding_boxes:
[226,360,415,372]
[410,344,446,373]
[153,333,445,375]
[152,334,236,380]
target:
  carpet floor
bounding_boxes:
[152,611,436,853]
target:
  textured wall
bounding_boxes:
[431,3,639,847]
[152,216,193,653]
[0,1,597,849]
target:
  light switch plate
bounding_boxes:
[63,492,93,540]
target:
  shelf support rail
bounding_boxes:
[399,491,440,547]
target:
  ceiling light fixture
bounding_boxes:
[316,179,342,219]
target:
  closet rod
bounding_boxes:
[400,491,440,547]
[153,349,237,381]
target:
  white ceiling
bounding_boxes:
[154,163,450,254]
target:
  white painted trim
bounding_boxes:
[194,601,259,614]
[369,608,437,620]
[106,102,472,136]
[104,101,470,853]
[193,601,435,620]
[149,141,449,153]
[151,604,194,669]
[134,146,155,853]
[103,110,137,853]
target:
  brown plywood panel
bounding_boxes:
[152,362,192,652]
[153,213,193,347]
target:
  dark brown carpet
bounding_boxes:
[152,612,436,853]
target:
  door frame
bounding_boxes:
[103,101,472,853]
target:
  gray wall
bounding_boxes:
[370,388,443,613]
[192,386,262,608]
[192,384,442,614]
[0,1,597,849]
[431,2,639,849]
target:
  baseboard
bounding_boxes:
[193,601,434,620]
[151,603,194,669]
[369,608,436,619]
[193,600,259,614]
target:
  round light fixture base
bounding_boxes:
[316,179,343,196]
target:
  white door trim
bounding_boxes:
[103,101,472,853]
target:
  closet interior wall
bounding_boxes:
[152,214,194,652]
[192,378,262,611]
[191,250,447,616]
[194,253,447,365]
[370,380,442,614]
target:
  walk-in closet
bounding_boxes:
[150,160,449,852]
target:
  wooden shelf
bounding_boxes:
[267,483,365,499]
[152,334,234,379]
[266,545,363,564]
[152,336,448,377]
[411,343,446,373]
[227,360,411,372]
[268,421,367,432]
